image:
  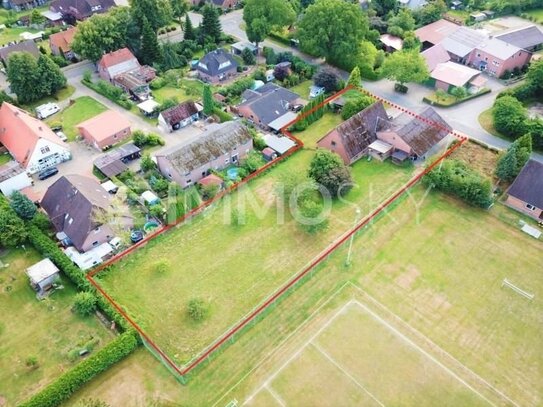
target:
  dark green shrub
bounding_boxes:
[73,292,97,316]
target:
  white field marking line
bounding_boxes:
[350,285,521,407]
[211,282,353,407]
[241,299,357,406]
[310,341,385,407]
[352,300,496,407]
[265,384,287,407]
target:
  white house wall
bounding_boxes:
[26,138,71,174]
[0,171,32,195]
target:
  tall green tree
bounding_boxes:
[37,54,67,96]
[297,0,369,69]
[183,13,195,41]
[6,52,40,103]
[526,59,543,94]
[346,66,362,88]
[72,13,127,62]
[243,0,296,49]
[130,0,172,32]
[308,150,352,198]
[0,207,27,247]
[492,96,527,138]
[30,8,45,25]
[9,191,37,220]
[140,18,162,65]
[200,4,222,44]
[372,0,398,16]
[170,0,188,26]
[495,134,532,181]
[381,50,429,85]
[414,0,447,26]
[203,84,214,115]
[387,8,415,38]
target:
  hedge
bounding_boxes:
[19,331,139,407]
[213,107,233,123]
[423,88,491,107]
[27,225,129,331]
[82,79,133,110]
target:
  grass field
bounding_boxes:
[152,79,205,104]
[47,96,107,141]
[289,80,313,99]
[246,300,489,407]
[291,111,343,148]
[96,148,414,365]
[0,248,114,405]
[525,9,543,21]
[67,176,543,406]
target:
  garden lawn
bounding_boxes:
[96,149,414,365]
[0,26,40,45]
[22,85,76,112]
[152,79,205,104]
[47,96,107,141]
[0,152,12,165]
[0,248,114,405]
[289,80,313,99]
[525,8,543,21]
[291,111,343,148]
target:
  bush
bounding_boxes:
[132,131,165,147]
[394,83,408,93]
[26,355,39,368]
[423,160,493,208]
[30,212,52,233]
[213,107,233,123]
[82,79,132,110]
[19,331,138,407]
[187,298,209,322]
[73,292,97,316]
[149,77,166,90]
[290,94,327,131]
[341,96,374,120]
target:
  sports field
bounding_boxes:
[245,299,490,407]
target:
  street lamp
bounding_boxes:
[345,207,361,267]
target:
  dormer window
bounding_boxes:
[218,61,231,70]
[198,62,208,71]
[91,5,102,11]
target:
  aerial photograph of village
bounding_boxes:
[0,0,541,405]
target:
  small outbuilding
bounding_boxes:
[137,99,160,117]
[231,41,258,56]
[142,190,160,206]
[26,258,60,298]
[262,147,278,162]
[0,161,32,196]
[197,174,224,188]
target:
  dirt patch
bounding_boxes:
[449,141,499,181]
[431,293,452,311]
[395,265,420,290]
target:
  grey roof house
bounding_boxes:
[505,159,543,221]
[494,25,543,52]
[156,122,253,188]
[440,26,486,62]
[236,83,304,131]
[196,49,239,83]
[0,40,39,66]
[41,174,126,253]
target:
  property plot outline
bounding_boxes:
[86,86,468,381]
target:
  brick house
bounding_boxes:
[190,0,238,9]
[156,122,253,188]
[317,102,389,165]
[49,27,77,59]
[466,38,531,78]
[158,101,201,133]
[505,160,543,221]
[77,110,131,151]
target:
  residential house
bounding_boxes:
[41,174,119,252]
[156,121,253,188]
[468,38,531,77]
[380,34,403,53]
[235,83,304,132]
[415,19,459,50]
[3,0,46,12]
[190,0,238,9]
[317,102,389,165]
[158,101,201,133]
[41,10,64,26]
[0,40,39,66]
[494,25,543,52]
[505,159,543,221]
[26,258,59,298]
[0,161,32,195]
[0,103,70,174]
[49,27,77,59]
[440,26,487,64]
[196,48,238,83]
[430,61,487,91]
[376,107,452,163]
[77,110,131,151]
[50,0,115,23]
[98,48,156,100]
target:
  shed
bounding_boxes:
[262,133,296,155]
[231,41,258,56]
[101,180,118,194]
[26,258,60,297]
[142,190,160,205]
[368,140,393,161]
[262,147,277,162]
[198,174,223,187]
[0,161,32,196]
[268,111,298,132]
[137,99,160,117]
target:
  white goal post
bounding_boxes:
[502,279,535,301]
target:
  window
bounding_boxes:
[186,179,192,184]
[225,158,230,164]
[526,204,536,211]
[476,52,481,57]
[40,146,50,154]
[331,141,336,146]
[232,154,239,163]
[92,241,99,247]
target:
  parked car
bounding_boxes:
[38,166,58,180]
[54,130,67,142]
[309,86,325,99]
[35,103,60,120]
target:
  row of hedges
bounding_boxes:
[27,225,129,331]
[423,88,491,107]
[19,331,139,407]
[82,79,133,110]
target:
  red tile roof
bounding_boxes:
[49,27,77,53]
[98,47,137,69]
[77,110,131,142]
[415,19,459,46]
[0,103,64,168]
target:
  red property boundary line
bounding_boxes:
[86,85,467,380]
